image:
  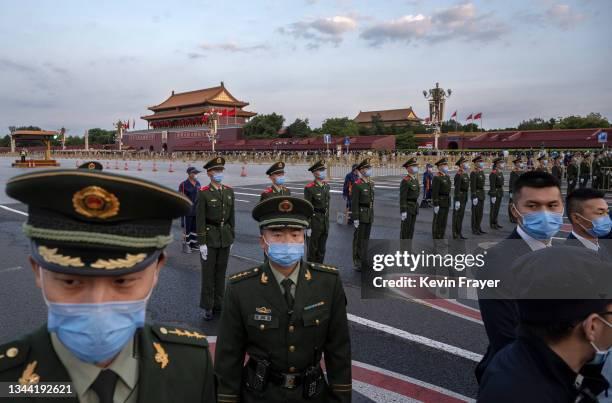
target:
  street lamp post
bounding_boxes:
[423,82,452,150]
[205,110,220,152]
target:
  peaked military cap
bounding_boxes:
[455,157,467,166]
[402,158,418,168]
[5,169,192,276]
[492,157,503,164]
[434,158,448,166]
[513,157,523,164]
[204,156,225,171]
[78,161,103,171]
[553,155,561,160]
[266,161,285,176]
[356,158,371,170]
[252,196,313,229]
[472,155,483,163]
[308,160,326,172]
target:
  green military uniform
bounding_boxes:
[400,158,420,239]
[261,161,291,201]
[452,157,470,239]
[535,156,549,173]
[508,158,523,224]
[2,168,215,402]
[304,160,330,263]
[196,157,235,318]
[600,152,612,191]
[579,154,591,188]
[488,157,505,230]
[351,159,374,269]
[431,158,451,239]
[215,196,352,403]
[470,155,487,235]
[567,157,579,194]
[592,153,603,190]
[551,157,563,183]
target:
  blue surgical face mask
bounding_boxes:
[363,169,372,177]
[514,206,564,240]
[42,269,151,364]
[462,163,470,171]
[274,176,285,185]
[440,166,449,174]
[498,163,505,169]
[317,170,326,180]
[264,237,304,267]
[212,173,224,183]
[589,316,612,365]
[579,214,612,238]
[542,160,548,167]
[410,166,419,174]
[478,162,485,169]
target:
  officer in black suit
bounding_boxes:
[566,188,612,259]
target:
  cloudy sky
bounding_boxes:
[1,0,611,135]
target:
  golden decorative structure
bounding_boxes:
[19,361,40,386]
[153,342,169,369]
[72,186,120,219]
[256,306,272,314]
[260,272,269,284]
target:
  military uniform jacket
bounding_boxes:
[567,163,579,180]
[580,161,591,178]
[488,170,504,197]
[509,169,522,195]
[453,172,470,201]
[215,261,352,403]
[431,173,451,208]
[351,178,374,223]
[400,174,420,214]
[260,185,291,201]
[196,183,235,248]
[304,181,330,227]
[178,179,201,216]
[470,171,486,200]
[551,165,562,181]
[0,324,215,402]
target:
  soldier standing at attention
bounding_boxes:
[567,154,579,194]
[215,196,352,403]
[488,157,505,230]
[471,155,487,235]
[197,156,235,321]
[2,168,215,402]
[179,167,201,253]
[507,157,523,224]
[452,157,470,239]
[579,152,592,188]
[351,158,374,271]
[551,155,563,184]
[592,151,603,190]
[400,158,420,240]
[261,161,291,201]
[304,160,330,263]
[535,155,549,173]
[431,158,451,239]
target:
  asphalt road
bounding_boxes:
[2,173,599,401]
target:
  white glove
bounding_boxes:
[454,201,460,210]
[580,178,584,183]
[472,198,478,206]
[593,175,597,179]
[354,220,360,228]
[230,244,233,251]
[434,206,440,214]
[401,212,407,221]
[306,228,312,237]
[200,245,208,260]
[491,197,497,204]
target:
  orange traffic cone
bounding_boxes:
[137,162,142,171]
[124,161,129,170]
[240,165,247,177]
[168,162,174,173]
[152,162,158,172]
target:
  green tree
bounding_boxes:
[0,135,10,147]
[285,118,311,138]
[65,136,85,146]
[371,114,386,135]
[88,128,117,144]
[555,113,610,129]
[396,132,417,150]
[517,118,554,131]
[243,113,285,139]
[320,117,359,137]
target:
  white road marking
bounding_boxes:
[347,313,482,362]
[235,199,250,203]
[0,205,28,216]
[233,191,261,197]
[0,266,23,274]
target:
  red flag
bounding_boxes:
[466,114,473,121]
[473,112,482,120]
[451,110,457,119]
[424,117,431,123]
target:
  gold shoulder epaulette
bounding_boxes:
[152,325,209,348]
[229,267,261,283]
[0,340,28,372]
[309,262,339,275]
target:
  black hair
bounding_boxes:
[521,322,577,344]
[512,171,561,196]
[566,188,606,223]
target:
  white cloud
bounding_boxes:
[199,41,269,53]
[278,15,357,48]
[546,4,586,29]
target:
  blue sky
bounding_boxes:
[1,0,610,135]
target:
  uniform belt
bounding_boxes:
[247,359,305,389]
[359,203,371,207]
[206,221,225,227]
[313,207,328,214]
[407,199,417,202]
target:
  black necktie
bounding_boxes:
[281,278,294,310]
[91,369,118,403]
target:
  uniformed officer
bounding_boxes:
[261,161,291,201]
[304,160,330,263]
[431,158,451,239]
[551,155,563,183]
[197,156,235,321]
[400,158,420,240]
[535,155,549,172]
[470,155,487,235]
[488,157,505,230]
[507,157,523,224]
[567,153,579,194]
[78,161,103,170]
[215,196,352,403]
[1,168,215,402]
[580,152,592,188]
[452,157,470,239]
[592,151,603,190]
[179,167,201,253]
[351,158,375,270]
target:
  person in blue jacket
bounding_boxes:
[178,167,201,252]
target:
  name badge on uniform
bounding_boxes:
[210,199,217,202]
[304,301,325,311]
[254,314,272,321]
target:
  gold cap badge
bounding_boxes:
[72,186,120,219]
[88,162,95,170]
[256,306,272,314]
[278,199,293,213]
[216,157,221,163]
